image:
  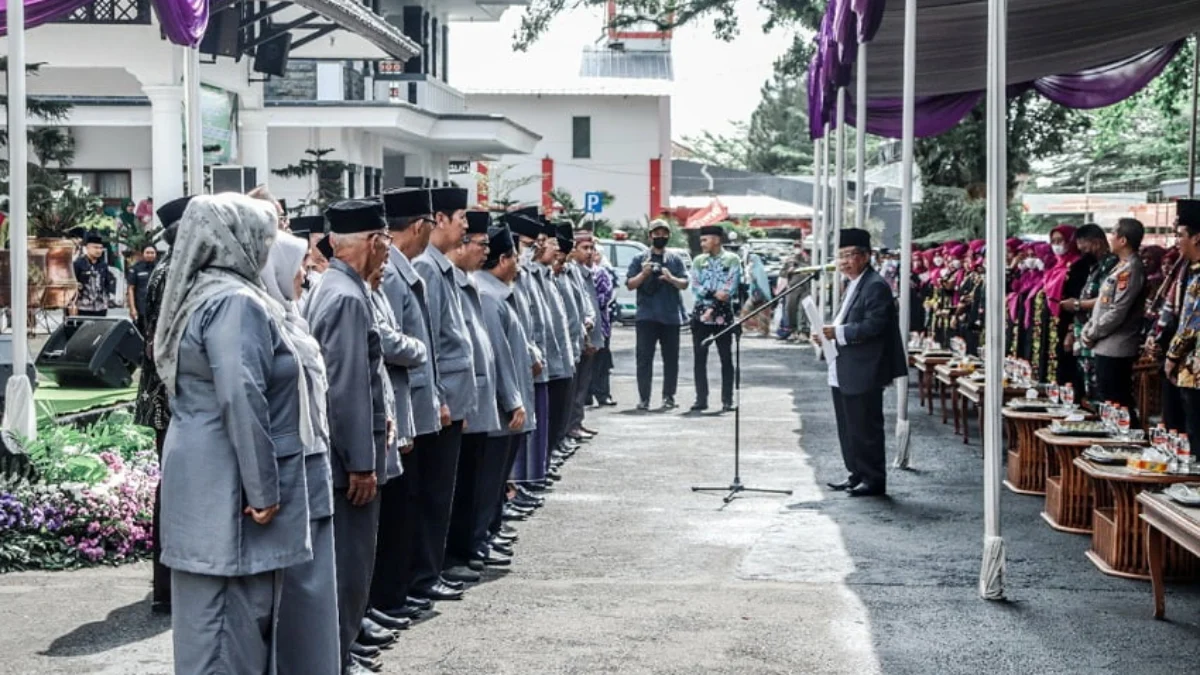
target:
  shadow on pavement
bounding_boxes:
[41,593,169,658]
[785,350,1200,674]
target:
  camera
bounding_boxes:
[650,262,663,275]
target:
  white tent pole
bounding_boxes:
[4,0,35,441]
[815,135,826,323]
[855,44,868,231]
[1188,34,1198,199]
[894,0,917,469]
[980,0,1008,602]
[822,122,832,320]
[833,88,846,312]
[8,0,28,376]
[184,47,205,194]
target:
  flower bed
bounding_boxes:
[0,414,157,573]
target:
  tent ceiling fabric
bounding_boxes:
[857,0,1200,98]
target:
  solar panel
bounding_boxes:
[579,48,674,81]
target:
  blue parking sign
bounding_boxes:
[584,192,604,214]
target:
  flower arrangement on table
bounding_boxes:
[0,414,157,573]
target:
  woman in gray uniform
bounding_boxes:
[155,193,314,674]
[262,232,341,675]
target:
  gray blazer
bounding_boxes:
[371,287,427,478]
[477,271,536,435]
[575,264,605,348]
[516,265,548,384]
[1083,254,1146,358]
[414,244,477,422]
[382,247,442,437]
[160,291,312,577]
[555,268,583,362]
[532,263,574,380]
[457,267,502,434]
[304,259,388,488]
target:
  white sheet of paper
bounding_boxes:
[802,296,839,363]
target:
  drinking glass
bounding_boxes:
[1063,384,1075,409]
[1117,408,1131,438]
[1048,383,1061,406]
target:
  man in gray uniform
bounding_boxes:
[446,210,511,575]
[304,199,392,675]
[411,187,475,601]
[475,224,537,554]
[567,228,603,441]
[372,188,444,620]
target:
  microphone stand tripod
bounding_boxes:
[691,270,823,503]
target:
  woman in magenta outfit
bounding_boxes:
[1041,225,1090,387]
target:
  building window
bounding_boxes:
[572,116,591,159]
[65,171,132,208]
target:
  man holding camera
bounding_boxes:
[626,220,688,411]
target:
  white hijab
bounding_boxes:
[262,234,331,452]
[154,193,313,449]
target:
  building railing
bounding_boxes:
[53,0,153,24]
[375,75,465,115]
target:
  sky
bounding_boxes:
[447,0,797,141]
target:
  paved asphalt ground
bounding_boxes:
[2,326,1200,674]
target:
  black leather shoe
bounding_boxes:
[347,655,380,674]
[483,550,512,566]
[721,403,737,413]
[491,541,514,557]
[500,524,520,537]
[662,396,678,410]
[599,396,618,406]
[366,608,410,631]
[405,595,433,611]
[443,565,482,583]
[412,582,464,601]
[826,478,859,491]
[357,620,396,648]
[349,642,381,659]
[150,600,172,615]
[502,505,529,520]
[376,604,421,620]
[439,576,465,591]
[847,484,886,497]
[690,401,708,412]
[511,495,542,509]
[467,558,486,571]
[636,400,650,411]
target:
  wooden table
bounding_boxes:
[1001,408,1066,495]
[1075,458,1200,580]
[1138,492,1200,619]
[955,378,1023,445]
[934,363,970,430]
[1038,430,1142,534]
[912,353,952,415]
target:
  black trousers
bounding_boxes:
[1181,388,1200,458]
[152,429,170,605]
[635,320,680,403]
[411,421,462,591]
[570,351,596,431]
[470,435,514,556]
[489,434,524,538]
[590,345,613,401]
[370,444,421,612]
[1162,372,1187,432]
[691,321,735,406]
[547,377,573,450]
[831,386,887,489]
[1095,354,1140,428]
[447,432,491,565]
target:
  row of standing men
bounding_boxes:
[137,186,608,674]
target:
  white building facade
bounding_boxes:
[0,0,540,221]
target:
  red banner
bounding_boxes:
[683,198,729,229]
[541,157,554,215]
[476,162,489,208]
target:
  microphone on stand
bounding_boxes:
[788,263,838,274]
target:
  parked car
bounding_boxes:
[745,238,799,289]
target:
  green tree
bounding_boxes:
[272,148,347,215]
[549,188,615,232]
[679,125,750,169]
[744,60,816,174]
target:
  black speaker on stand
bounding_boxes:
[36,317,144,389]
[199,6,242,59]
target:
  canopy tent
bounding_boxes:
[805,0,1197,601]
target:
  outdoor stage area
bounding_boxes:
[0,329,1197,674]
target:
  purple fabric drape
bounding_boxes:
[152,0,208,47]
[1033,40,1182,109]
[0,0,93,36]
[843,92,985,139]
[0,0,207,47]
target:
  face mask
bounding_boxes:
[1034,259,1045,271]
[520,247,534,264]
[933,256,944,266]
[950,260,962,270]
[1052,244,1066,257]
[651,236,669,250]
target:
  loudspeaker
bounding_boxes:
[254,31,292,78]
[211,165,258,194]
[199,6,242,59]
[37,317,144,389]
